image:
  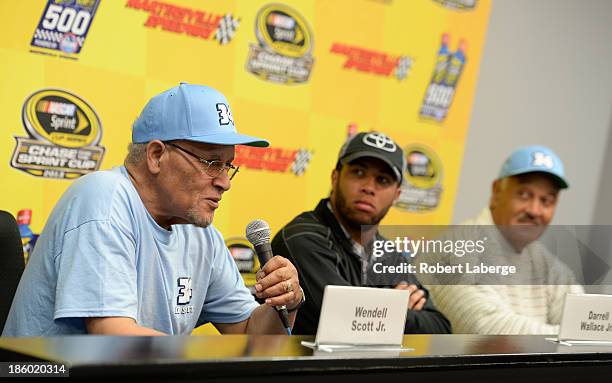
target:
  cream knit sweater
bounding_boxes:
[422,208,584,335]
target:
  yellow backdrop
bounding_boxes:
[0,0,491,336]
[1,0,491,238]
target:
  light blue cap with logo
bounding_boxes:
[132,82,269,147]
[497,145,568,189]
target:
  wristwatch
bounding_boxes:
[287,287,306,312]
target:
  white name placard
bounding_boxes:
[309,285,410,347]
[558,293,612,342]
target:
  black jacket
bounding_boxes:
[271,198,452,335]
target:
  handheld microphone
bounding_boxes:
[245,219,291,334]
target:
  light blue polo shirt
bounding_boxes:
[2,166,258,336]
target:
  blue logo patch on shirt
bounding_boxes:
[176,277,194,315]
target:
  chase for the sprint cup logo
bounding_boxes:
[245,3,314,84]
[30,0,100,56]
[11,89,105,180]
[226,237,260,288]
[395,145,443,212]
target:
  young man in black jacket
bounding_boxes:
[271,132,451,335]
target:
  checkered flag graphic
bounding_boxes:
[290,149,313,176]
[214,14,240,45]
[34,29,85,46]
[395,56,413,81]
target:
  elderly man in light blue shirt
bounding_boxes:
[3,83,304,336]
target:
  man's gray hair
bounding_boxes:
[125,143,147,165]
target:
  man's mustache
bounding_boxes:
[516,212,541,224]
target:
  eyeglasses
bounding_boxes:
[166,142,239,180]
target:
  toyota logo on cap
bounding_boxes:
[363,132,397,152]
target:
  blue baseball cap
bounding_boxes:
[497,145,568,189]
[132,82,269,147]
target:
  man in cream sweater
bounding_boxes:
[423,145,583,334]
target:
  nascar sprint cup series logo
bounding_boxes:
[31,0,100,57]
[246,3,314,84]
[395,145,443,212]
[11,89,105,180]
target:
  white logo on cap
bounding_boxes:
[532,152,554,169]
[363,133,396,152]
[216,103,234,126]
